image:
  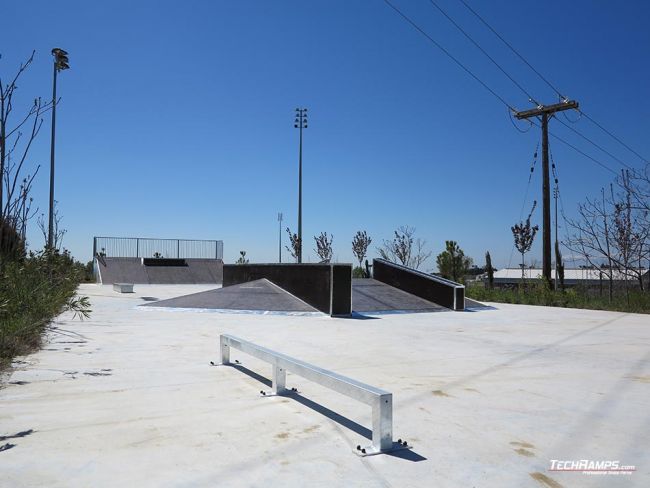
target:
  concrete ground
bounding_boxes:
[1,284,648,488]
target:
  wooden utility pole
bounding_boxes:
[515,100,578,283]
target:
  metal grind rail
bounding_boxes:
[217,334,410,456]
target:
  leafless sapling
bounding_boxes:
[285,227,301,263]
[352,230,372,269]
[314,232,333,263]
[378,225,431,270]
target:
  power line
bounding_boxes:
[457,0,648,165]
[457,0,566,99]
[382,0,624,179]
[427,0,539,105]
[555,117,637,171]
[382,0,515,110]
[580,111,648,164]
[542,123,619,176]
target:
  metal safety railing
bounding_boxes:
[93,236,223,260]
[218,334,409,455]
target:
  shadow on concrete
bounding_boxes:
[0,443,16,453]
[226,363,426,462]
[0,429,34,441]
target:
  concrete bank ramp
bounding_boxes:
[352,279,447,313]
[143,279,319,313]
[96,257,223,284]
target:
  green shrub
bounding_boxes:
[467,282,650,314]
[353,266,367,278]
[0,249,91,369]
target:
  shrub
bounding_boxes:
[0,249,91,369]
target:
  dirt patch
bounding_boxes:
[432,390,450,397]
[530,472,563,488]
[628,375,650,383]
[510,441,535,449]
[275,432,289,440]
[303,425,320,434]
[514,448,535,457]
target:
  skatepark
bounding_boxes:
[1,237,647,487]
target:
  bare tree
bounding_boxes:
[285,227,301,263]
[351,230,372,268]
[565,190,615,300]
[378,225,431,269]
[314,232,333,263]
[1,51,53,254]
[37,201,66,250]
[512,201,539,284]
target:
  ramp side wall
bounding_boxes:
[223,264,352,316]
[373,259,465,311]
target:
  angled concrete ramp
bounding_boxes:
[352,279,446,313]
[143,279,319,313]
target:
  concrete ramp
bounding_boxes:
[143,279,318,313]
[352,279,446,313]
[96,257,223,284]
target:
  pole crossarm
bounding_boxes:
[514,100,579,119]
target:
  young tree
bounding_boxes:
[378,225,431,269]
[285,227,301,263]
[37,201,65,250]
[436,240,473,283]
[485,251,494,289]
[1,51,53,262]
[512,201,539,284]
[351,230,372,268]
[565,189,615,301]
[555,241,565,291]
[236,250,249,264]
[314,232,333,263]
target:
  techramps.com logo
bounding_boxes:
[549,459,636,475]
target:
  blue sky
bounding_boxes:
[2,0,648,269]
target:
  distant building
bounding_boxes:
[486,267,649,288]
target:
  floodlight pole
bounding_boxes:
[294,108,308,263]
[48,48,69,250]
[278,212,283,263]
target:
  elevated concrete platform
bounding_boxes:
[95,257,223,285]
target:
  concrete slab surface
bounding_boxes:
[1,284,648,487]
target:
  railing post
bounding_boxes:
[220,336,230,364]
[372,393,393,452]
[272,363,287,395]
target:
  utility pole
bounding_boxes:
[48,48,70,250]
[515,100,578,284]
[552,160,560,291]
[294,108,308,263]
[277,212,283,263]
[553,186,559,290]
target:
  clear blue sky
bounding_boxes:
[2,0,649,269]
